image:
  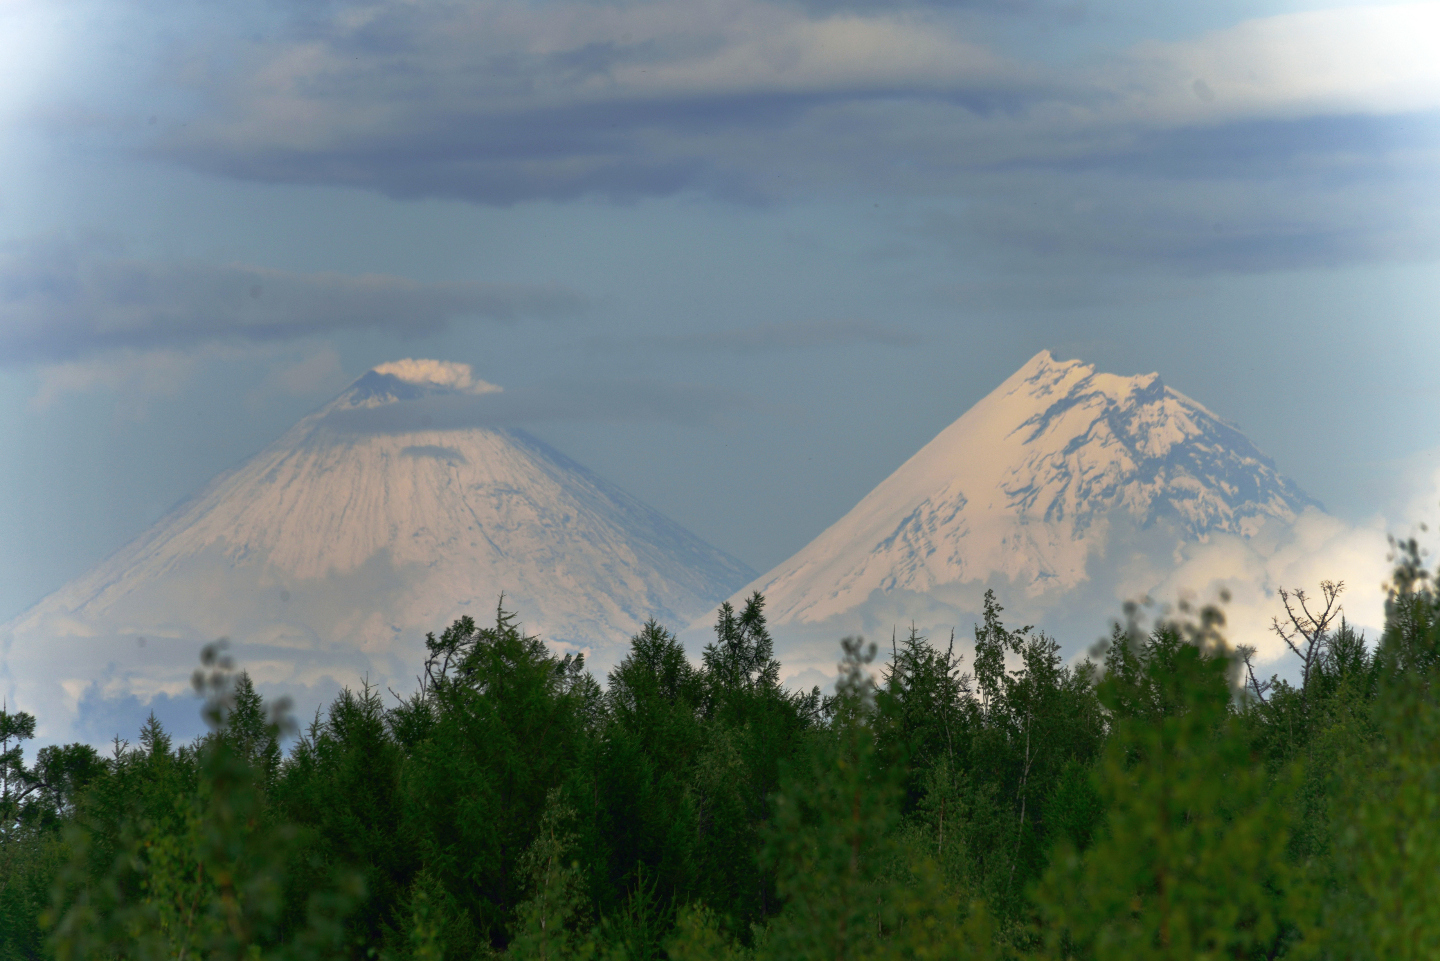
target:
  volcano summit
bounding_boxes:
[721,350,1323,676]
[2,360,752,740]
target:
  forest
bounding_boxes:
[2,543,1439,960]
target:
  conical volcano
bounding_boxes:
[3,360,752,740]
[730,351,1319,670]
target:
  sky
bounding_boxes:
[2,0,1439,641]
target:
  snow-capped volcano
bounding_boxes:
[3,360,752,740]
[741,350,1317,636]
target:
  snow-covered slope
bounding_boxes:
[2,360,752,740]
[743,350,1317,633]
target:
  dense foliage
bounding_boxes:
[3,548,1439,959]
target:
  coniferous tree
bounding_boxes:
[1036,628,1300,960]
[509,789,594,961]
[16,557,1440,960]
[47,644,360,961]
[1322,541,1440,958]
[759,637,899,961]
[400,604,600,952]
[757,637,999,961]
[276,681,412,956]
[686,593,821,934]
[0,707,96,961]
[594,621,704,941]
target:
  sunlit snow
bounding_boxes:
[1,364,752,741]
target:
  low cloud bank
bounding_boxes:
[321,379,749,431]
[708,507,1401,693]
[0,237,586,367]
[1117,509,1392,667]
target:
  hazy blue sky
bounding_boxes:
[2,0,1438,624]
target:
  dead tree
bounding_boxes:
[1272,580,1344,711]
[1236,644,1273,705]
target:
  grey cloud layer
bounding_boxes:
[119,0,1439,271]
[0,238,585,365]
[149,0,1043,205]
[321,381,748,431]
[35,0,1440,272]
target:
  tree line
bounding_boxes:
[2,545,1439,959]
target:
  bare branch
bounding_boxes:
[1236,645,1272,706]
[1270,581,1345,711]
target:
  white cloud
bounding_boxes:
[1130,508,1392,668]
[1110,2,1440,126]
[372,358,503,394]
[1125,446,1440,676]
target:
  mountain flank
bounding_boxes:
[738,350,1317,633]
[2,360,752,740]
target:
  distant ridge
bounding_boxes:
[735,350,1317,634]
[2,360,753,741]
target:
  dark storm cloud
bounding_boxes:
[321,380,749,432]
[0,237,586,365]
